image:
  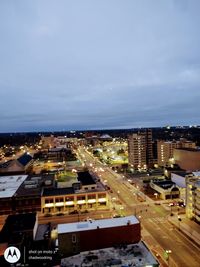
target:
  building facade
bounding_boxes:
[41,171,109,215]
[128,129,153,169]
[150,180,180,200]
[157,139,196,167]
[58,216,141,256]
[0,174,54,215]
[174,148,200,171]
[41,188,109,215]
[186,174,200,223]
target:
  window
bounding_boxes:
[98,193,106,199]
[55,197,63,202]
[72,234,76,243]
[66,196,74,201]
[88,194,96,199]
[45,198,53,204]
[77,196,86,201]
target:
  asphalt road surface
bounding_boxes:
[77,147,200,267]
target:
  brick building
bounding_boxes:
[58,215,141,256]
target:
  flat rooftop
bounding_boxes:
[175,148,200,152]
[77,171,96,185]
[171,171,187,177]
[58,215,139,234]
[61,241,159,267]
[153,180,175,189]
[0,175,28,198]
[43,187,75,197]
[0,213,37,243]
[15,174,54,197]
[192,171,200,177]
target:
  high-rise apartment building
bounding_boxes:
[144,129,154,167]
[186,174,200,223]
[157,139,196,167]
[128,129,153,169]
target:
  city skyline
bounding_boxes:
[1,0,200,132]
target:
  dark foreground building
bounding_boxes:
[58,215,141,256]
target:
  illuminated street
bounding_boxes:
[77,146,200,267]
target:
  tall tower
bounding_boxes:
[128,129,153,169]
[144,129,153,167]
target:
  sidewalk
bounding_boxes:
[168,214,200,246]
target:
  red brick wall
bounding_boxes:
[79,223,141,251]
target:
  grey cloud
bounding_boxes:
[0,0,200,132]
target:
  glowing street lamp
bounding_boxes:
[165,250,172,266]
[154,193,158,199]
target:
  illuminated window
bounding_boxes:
[55,197,63,202]
[45,198,53,204]
[65,196,74,202]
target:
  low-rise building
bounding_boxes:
[0,213,38,250]
[0,174,54,215]
[171,172,187,201]
[61,241,159,267]
[40,135,57,149]
[14,174,54,214]
[41,171,109,215]
[0,175,28,215]
[0,213,38,265]
[0,153,33,174]
[150,180,180,200]
[57,215,141,256]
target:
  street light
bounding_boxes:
[119,206,124,216]
[154,193,158,199]
[165,250,172,266]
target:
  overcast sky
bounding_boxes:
[0,0,200,132]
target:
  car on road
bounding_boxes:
[168,202,178,207]
[113,214,121,218]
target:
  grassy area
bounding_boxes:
[111,159,128,164]
[57,171,77,182]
